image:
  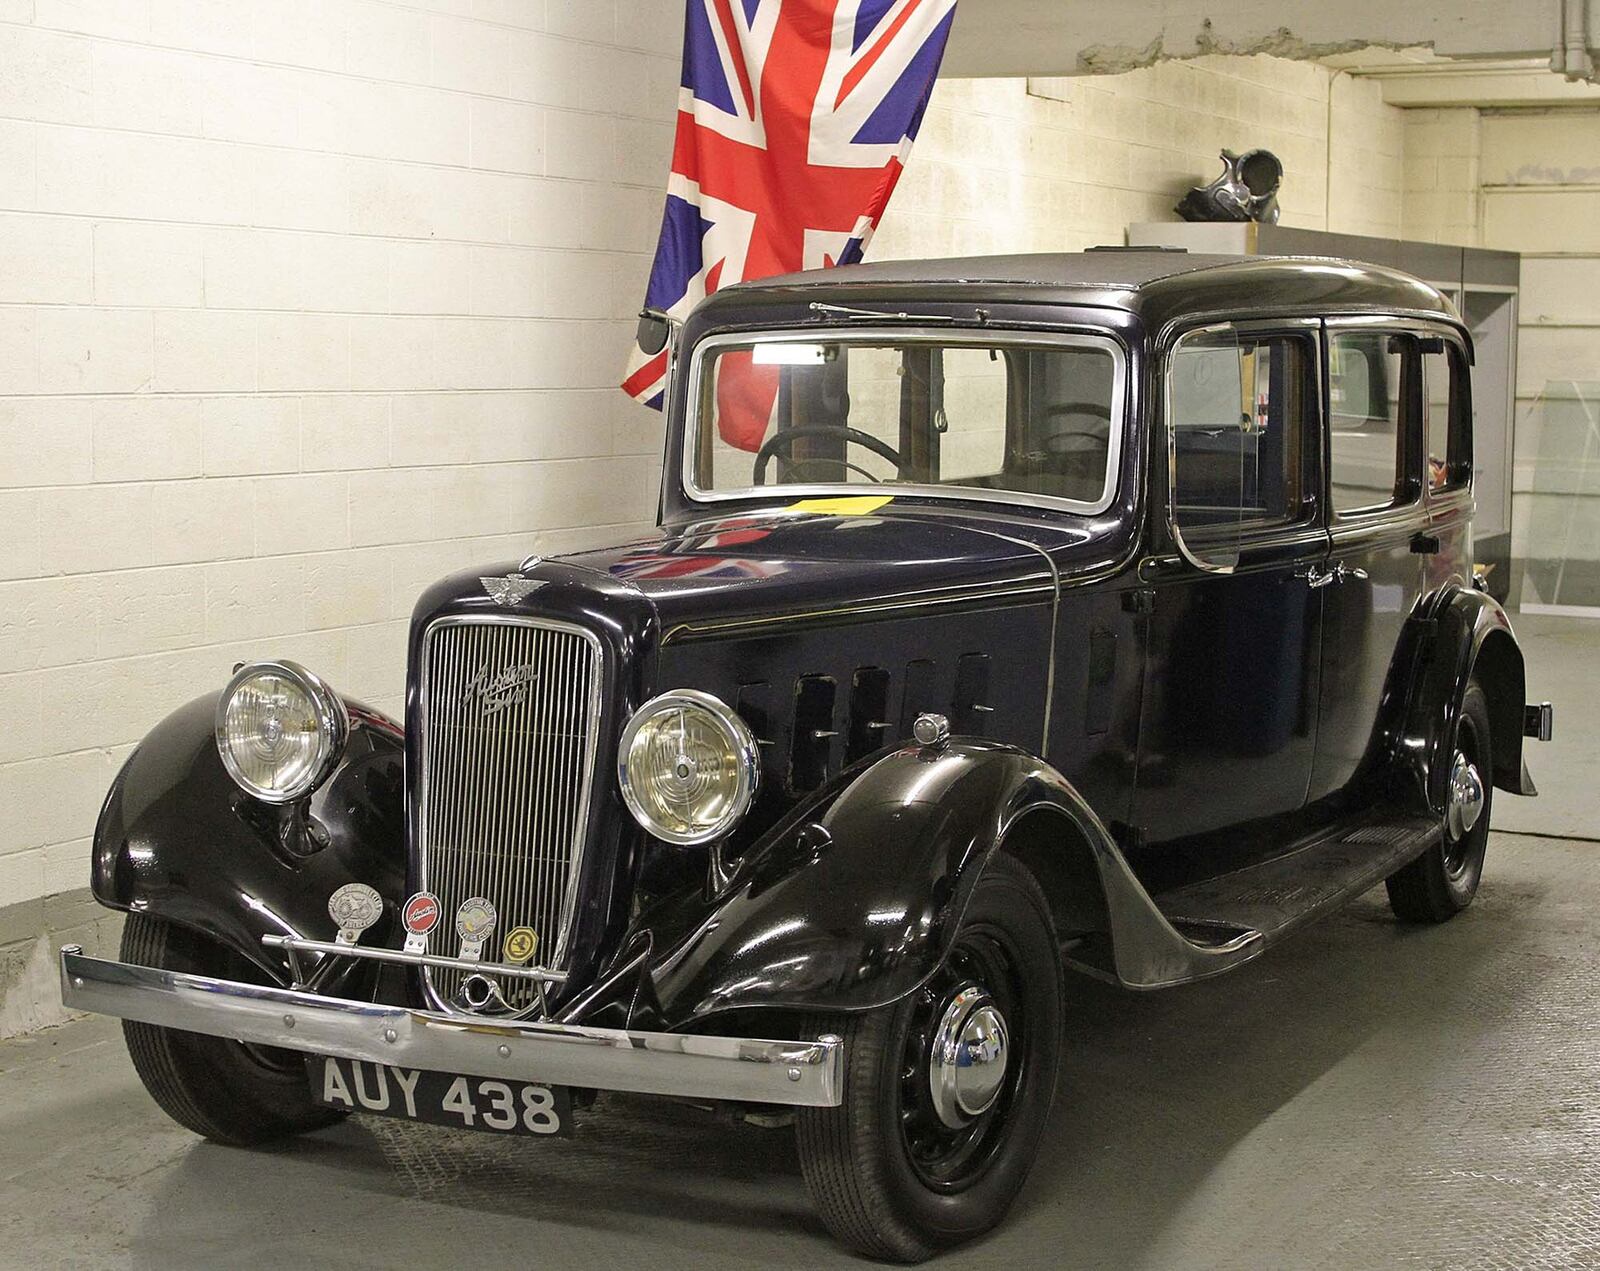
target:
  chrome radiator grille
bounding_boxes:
[418,615,602,1009]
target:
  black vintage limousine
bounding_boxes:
[64,251,1552,1262]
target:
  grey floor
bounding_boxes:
[1,614,1595,1270]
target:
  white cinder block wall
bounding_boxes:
[872,57,1403,259]
[0,0,680,920]
[0,28,1412,941]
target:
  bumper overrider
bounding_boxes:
[58,947,843,1108]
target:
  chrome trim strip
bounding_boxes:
[59,948,842,1108]
[661,578,1056,643]
[260,934,568,984]
[416,614,605,1012]
[680,325,1129,518]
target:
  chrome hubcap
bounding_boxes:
[928,984,1009,1129]
[1447,749,1485,840]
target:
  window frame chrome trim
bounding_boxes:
[415,612,605,1014]
[1323,314,1472,524]
[1161,315,1325,577]
[680,325,1130,517]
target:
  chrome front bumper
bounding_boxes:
[58,946,843,1108]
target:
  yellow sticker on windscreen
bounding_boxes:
[786,495,892,516]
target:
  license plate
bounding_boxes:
[309,1057,571,1137]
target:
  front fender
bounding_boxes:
[1401,587,1534,810]
[91,692,406,987]
[645,739,1248,1027]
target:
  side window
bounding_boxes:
[1169,327,1315,566]
[1327,330,1418,515]
[1423,340,1470,492]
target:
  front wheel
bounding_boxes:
[1387,680,1493,923]
[795,853,1063,1262]
[120,914,346,1146]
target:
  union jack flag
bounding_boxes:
[621,0,959,449]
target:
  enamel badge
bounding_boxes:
[400,891,441,955]
[502,927,539,966]
[455,897,497,961]
[328,883,383,946]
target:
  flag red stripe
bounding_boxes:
[836,0,924,109]
[622,349,668,399]
[711,0,758,119]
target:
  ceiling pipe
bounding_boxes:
[1553,0,1595,80]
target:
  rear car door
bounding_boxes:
[1134,319,1330,846]
[1308,322,1430,801]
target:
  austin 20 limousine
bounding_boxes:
[64,251,1553,1261]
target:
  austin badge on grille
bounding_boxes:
[455,897,498,961]
[400,891,441,954]
[328,883,383,946]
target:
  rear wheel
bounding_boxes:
[1387,680,1493,923]
[120,913,345,1145]
[795,854,1063,1262]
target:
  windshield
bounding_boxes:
[686,332,1124,512]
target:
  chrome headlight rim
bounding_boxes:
[215,659,349,805]
[617,689,761,846]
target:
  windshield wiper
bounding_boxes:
[807,301,984,324]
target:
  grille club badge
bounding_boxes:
[401,891,440,955]
[502,927,539,966]
[455,897,497,962]
[328,883,383,946]
[480,575,546,607]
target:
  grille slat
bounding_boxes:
[419,617,601,1010]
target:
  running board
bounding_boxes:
[1068,812,1443,990]
[1151,814,1442,952]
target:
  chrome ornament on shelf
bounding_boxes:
[401,891,441,955]
[455,897,497,961]
[480,575,546,606]
[328,883,383,946]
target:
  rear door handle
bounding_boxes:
[1296,563,1367,589]
[1296,564,1338,589]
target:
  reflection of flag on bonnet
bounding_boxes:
[621,0,959,450]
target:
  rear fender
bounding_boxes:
[91,693,407,987]
[1399,587,1534,810]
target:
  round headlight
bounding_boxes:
[617,690,760,845]
[215,661,348,804]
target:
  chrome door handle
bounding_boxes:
[1296,564,1337,589]
[1341,564,1369,582]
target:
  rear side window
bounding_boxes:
[1168,326,1316,565]
[1327,330,1419,515]
[1423,340,1471,492]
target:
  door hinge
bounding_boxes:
[1122,588,1154,615]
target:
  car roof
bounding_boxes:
[704,250,1461,331]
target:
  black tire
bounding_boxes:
[120,913,346,1146]
[1387,680,1493,923]
[795,853,1063,1263]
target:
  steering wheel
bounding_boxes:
[1039,401,1112,455]
[753,425,904,486]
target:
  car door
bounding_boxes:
[1133,319,1330,846]
[1308,321,1430,801]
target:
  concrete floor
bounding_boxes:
[1,615,1595,1270]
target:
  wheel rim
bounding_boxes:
[897,926,1025,1191]
[1443,713,1487,878]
